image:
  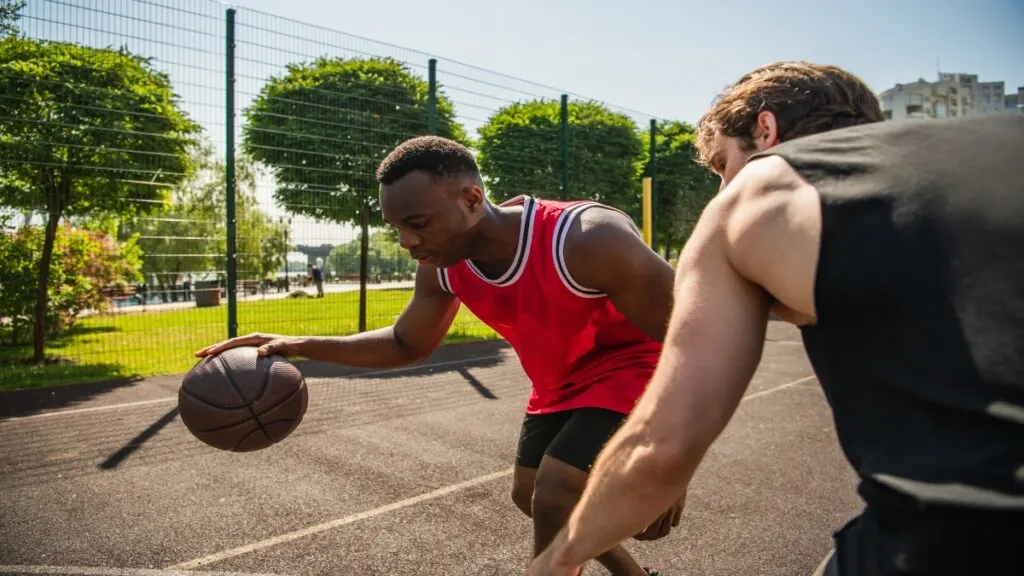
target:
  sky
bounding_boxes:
[17,0,1024,248]
[223,0,1024,124]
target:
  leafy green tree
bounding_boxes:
[0,0,24,37]
[642,120,719,260]
[476,99,645,216]
[242,56,467,329]
[127,145,221,300]
[0,37,200,361]
[126,143,288,299]
[327,231,415,279]
[0,216,143,346]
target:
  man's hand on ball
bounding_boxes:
[195,333,304,358]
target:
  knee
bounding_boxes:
[531,476,581,524]
[511,476,534,517]
[511,486,533,517]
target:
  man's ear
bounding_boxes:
[753,111,780,150]
[463,182,486,212]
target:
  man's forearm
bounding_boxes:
[296,326,427,368]
[549,401,697,568]
[543,336,751,571]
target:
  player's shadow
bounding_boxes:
[0,373,143,420]
[455,366,497,399]
[98,406,180,470]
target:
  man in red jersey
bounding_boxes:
[196,136,681,575]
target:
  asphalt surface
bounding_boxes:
[0,323,863,576]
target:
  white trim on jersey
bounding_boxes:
[436,267,453,294]
[465,196,537,287]
[552,202,605,299]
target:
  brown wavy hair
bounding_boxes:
[695,61,885,167]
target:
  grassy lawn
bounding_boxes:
[0,288,499,391]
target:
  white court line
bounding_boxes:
[741,375,817,401]
[165,467,516,570]
[166,373,815,570]
[1,355,507,423]
[0,566,281,576]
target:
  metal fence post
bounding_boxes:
[225,8,238,338]
[427,58,437,134]
[649,118,658,255]
[560,94,569,200]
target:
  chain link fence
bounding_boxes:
[0,0,718,389]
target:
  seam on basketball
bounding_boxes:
[232,423,272,452]
[179,385,248,412]
[253,378,307,420]
[254,353,273,406]
[215,354,271,444]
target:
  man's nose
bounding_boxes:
[398,228,420,249]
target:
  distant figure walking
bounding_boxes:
[308,264,324,298]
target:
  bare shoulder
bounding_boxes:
[566,204,641,249]
[562,203,669,294]
[715,155,822,322]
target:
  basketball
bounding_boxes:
[178,346,308,452]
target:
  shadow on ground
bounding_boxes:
[0,371,141,420]
[293,339,510,381]
[0,340,511,421]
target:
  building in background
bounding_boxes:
[879,72,1023,120]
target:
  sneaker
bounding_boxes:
[643,569,660,576]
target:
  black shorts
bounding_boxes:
[515,407,627,472]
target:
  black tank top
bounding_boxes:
[750,114,1024,518]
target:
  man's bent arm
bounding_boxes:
[535,196,773,572]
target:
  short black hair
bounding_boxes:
[375,135,480,185]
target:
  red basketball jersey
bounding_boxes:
[436,195,662,416]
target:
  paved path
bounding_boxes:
[0,323,862,575]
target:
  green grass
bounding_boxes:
[0,288,499,391]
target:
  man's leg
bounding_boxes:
[512,411,571,518]
[532,408,649,576]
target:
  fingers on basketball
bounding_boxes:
[178,345,308,452]
[195,333,264,357]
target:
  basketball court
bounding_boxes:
[0,322,863,575]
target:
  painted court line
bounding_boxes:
[742,375,817,401]
[167,374,815,570]
[0,566,281,576]
[165,467,516,570]
[2,355,506,423]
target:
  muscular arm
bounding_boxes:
[532,157,823,573]
[197,263,461,369]
[562,207,676,342]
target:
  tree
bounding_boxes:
[327,231,415,279]
[0,37,200,361]
[242,56,467,329]
[476,99,645,217]
[0,0,24,37]
[642,120,718,260]
[0,216,143,346]
[125,143,288,300]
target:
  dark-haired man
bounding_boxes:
[527,61,1024,576]
[197,135,682,575]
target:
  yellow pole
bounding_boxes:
[642,177,653,247]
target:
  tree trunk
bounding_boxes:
[663,241,671,261]
[358,202,369,333]
[34,206,62,363]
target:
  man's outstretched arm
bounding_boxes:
[529,157,822,574]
